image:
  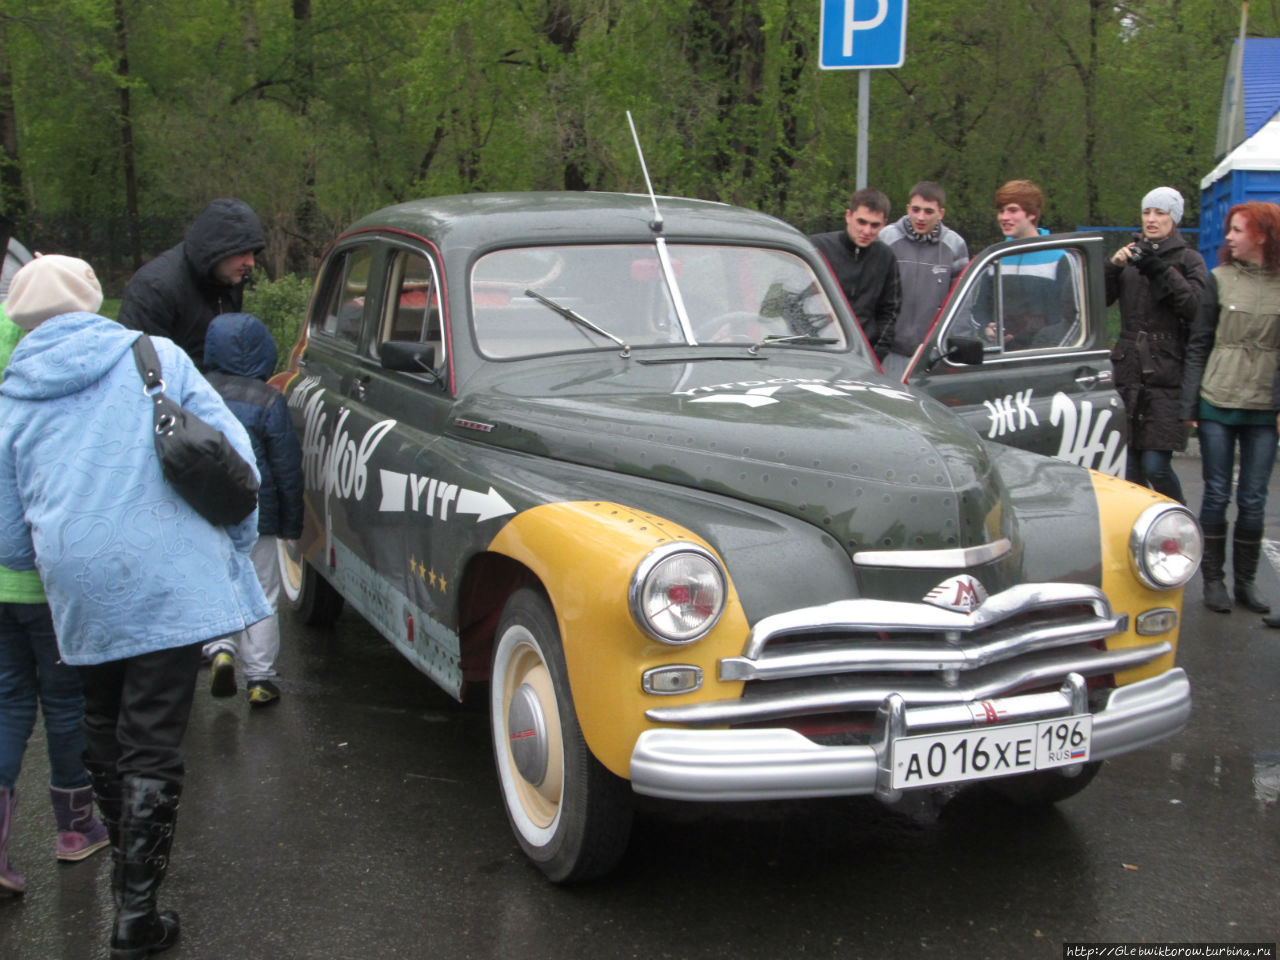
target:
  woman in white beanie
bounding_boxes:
[1106,186,1208,505]
[0,256,111,897]
[0,254,271,958]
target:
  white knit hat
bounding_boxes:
[1141,186,1185,225]
[5,254,104,331]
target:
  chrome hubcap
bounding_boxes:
[507,682,548,786]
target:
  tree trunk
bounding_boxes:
[114,0,142,270]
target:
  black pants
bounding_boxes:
[78,643,203,785]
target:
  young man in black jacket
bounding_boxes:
[809,187,902,363]
[117,198,265,371]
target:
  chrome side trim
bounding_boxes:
[647,642,1171,726]
[853,537,1012,568]
[629,669,1190,801]
[741,582,1111,659]
[721,612,1128,681]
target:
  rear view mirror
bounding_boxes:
[923,336,985,372]
[945,336,985,366]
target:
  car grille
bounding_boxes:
[644,583,1171,737]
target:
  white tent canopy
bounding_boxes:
[1202,111,1280,189]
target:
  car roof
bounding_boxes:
[342,191,810,252]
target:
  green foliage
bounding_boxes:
[2,0,1278,265]
[242,273,312,372]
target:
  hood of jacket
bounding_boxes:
[0,312,139,401]
[204,312,277,380]
[183,198,265,283]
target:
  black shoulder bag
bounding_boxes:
[131,335,260,526]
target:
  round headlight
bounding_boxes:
[1130,503,1201,590]
[629,543,726,644]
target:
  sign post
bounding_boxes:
[818,0,909,189]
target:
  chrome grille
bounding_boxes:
[646,583,1171,728]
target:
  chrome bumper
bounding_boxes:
[628,667,1190,802]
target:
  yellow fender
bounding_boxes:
[1091,472,1183,683]
[487,501,748,778]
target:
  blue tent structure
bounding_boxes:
[1200,37,1280,263]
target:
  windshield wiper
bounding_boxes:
[749,334,838,354]
[525,288,630,357]
[637,354,766,365]
[759,334,839,345]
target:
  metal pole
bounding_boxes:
[857,69,870,189]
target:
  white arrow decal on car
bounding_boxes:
[455,486,516,522]
[690,386,782,407]
[379,470,514,523]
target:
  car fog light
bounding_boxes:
[1130,503,1201,590]
[1136,607,1178,636]
[642,665,703,695]
[630,543,726,644]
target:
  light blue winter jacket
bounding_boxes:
[0,312,272,665]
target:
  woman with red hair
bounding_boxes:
[1181,201,1280,616]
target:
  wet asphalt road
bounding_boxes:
[1,455,1277,960]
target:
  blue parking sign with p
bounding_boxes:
[819,0,908,70]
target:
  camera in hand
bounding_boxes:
[1126,235,1157,266]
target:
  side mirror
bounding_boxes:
[942,335,985,366]
[380,340,439,380]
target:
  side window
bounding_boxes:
[313,245,374,348]
[956,248,1085,355]
[376,250,443,366]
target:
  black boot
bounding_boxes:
[1232,525,1271,614]
[110,777,181,960]
[83,760,122,850]
[1201,522,1232,613]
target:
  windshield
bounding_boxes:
[471,243,849,358]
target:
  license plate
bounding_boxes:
[890,715,1092,790]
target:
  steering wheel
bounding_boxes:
[693,310,768,343]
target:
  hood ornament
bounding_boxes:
[923,574,988,613]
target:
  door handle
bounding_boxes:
[352,374,371,400]
[1075,369,1111,388]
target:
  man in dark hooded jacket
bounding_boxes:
[117,198,265,369]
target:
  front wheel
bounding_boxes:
[277,538,344,626]
[490,587,633,882]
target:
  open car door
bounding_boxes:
[904,232,1126,477]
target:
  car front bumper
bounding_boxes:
[629,667,1190,802]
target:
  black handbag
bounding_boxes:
[130,335,259,526]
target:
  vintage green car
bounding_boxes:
[273,191,1197,882]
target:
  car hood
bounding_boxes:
[452,352,1011,555]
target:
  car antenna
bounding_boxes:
[627,110,663,233]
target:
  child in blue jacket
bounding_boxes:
[201,313,304,705]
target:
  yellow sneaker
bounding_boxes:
[210,653,237,698]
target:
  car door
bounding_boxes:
[290,239,401,608]
[353,241,476,694]
[905,232,1127,476]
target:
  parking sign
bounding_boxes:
[819,0,908,70]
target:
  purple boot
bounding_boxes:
[0,786,25,894]
[51,784,110,862]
